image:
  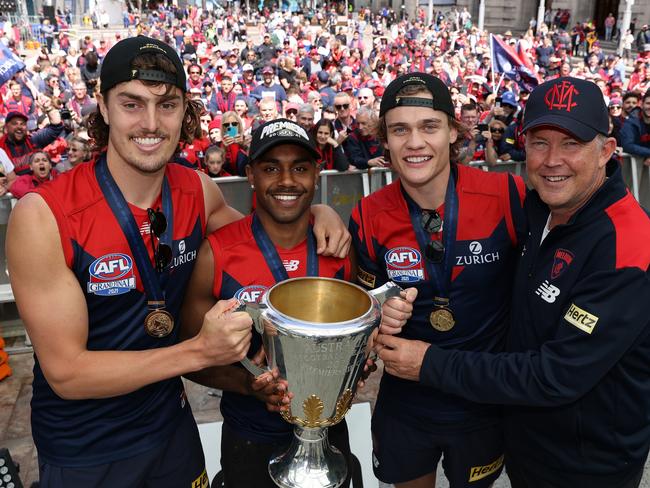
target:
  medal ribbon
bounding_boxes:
[95,155,173,308]
[251,213,318,282]
[403,165,458,304]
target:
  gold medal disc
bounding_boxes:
[144,309,174,338]
[429,307,455,332]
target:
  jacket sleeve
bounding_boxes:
[501,125,526,162]
[621,118,650,158]
[30,123,64,149]
[344,133,369,169]
[419,266,650,407]
[348,201,388,289]
[332,145,349,171]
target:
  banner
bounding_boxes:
[0,43,25,87]
[490,34,539,93]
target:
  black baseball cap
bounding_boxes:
[249,118,319,162]
[5,111,28,123]
[100,36,186,94]
[379,72,455,118]
[522,77,609,142]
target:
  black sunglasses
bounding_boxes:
[223,122,239,128]
[490,127,505,133]
[189,71,201,74]
[335,103,350,110]
[147,208,172,272]
[421,209,444,263]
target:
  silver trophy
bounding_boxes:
[239,277,401,488]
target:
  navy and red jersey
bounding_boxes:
[32,158,206,467]
[421,161,650,487]
[208,214,352,443]
[350,164,526,423]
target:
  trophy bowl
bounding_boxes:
[240,277,400,488]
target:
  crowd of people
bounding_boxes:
[2,3,650,200]
[1,5,650,488]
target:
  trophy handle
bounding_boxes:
[368,281,403,305]
[234,301,270,377]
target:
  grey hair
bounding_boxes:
[298,103,315,115]
[356,105,377,120]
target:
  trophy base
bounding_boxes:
[269,426,348,488]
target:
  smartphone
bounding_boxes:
[226,126,238,138]
[478,123,489,132]
[495,97,502,108]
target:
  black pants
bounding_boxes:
[220,421,352,488]
[506,459,643,488]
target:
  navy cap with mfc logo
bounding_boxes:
[379,72,455,118]
[100,36,186,94]
[249,118,320,162]
[522,77,609,142]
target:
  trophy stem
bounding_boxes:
[269,426,348,488]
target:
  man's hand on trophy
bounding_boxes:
[197,298,253,368]
[380,287,418,334]
[248,369,292,413]
[373,334,430,382]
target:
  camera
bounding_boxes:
[60,108,72,120]
[495,97,502,108]
[477,123,489,132]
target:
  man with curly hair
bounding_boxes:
[7,36,349,488]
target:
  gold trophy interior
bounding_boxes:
[268,278,372,323]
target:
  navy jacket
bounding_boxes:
[421,161,650,486]
[621,112,650,158]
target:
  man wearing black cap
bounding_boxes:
[0,100,63,174]
[7,36,349,488]
[381,77,650,487]
[349,72,527,488]
[180,118,354,487]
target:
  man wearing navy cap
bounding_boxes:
[381,77,650,487]
[350,72,527,488]
[7,35,349,488]
[181,118,354,487]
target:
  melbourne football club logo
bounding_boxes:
[385,246,424,283]
[87,253,136,296]
[551,248,574,280]
[235,285,268,303]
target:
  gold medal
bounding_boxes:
[144,309,174,337]
[430,307,455,331]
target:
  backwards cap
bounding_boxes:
[379,72,454,118]
[522,77,609,142]
[100,36,186,94]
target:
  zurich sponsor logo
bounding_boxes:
[87,253,136,296]
[235,285,268,304]
[385,246,424,283]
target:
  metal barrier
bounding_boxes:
[1,158,649,307]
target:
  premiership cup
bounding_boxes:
[239,277,401,488]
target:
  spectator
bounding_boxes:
[621,89,650,166]
[203,145,230,177]
[312,118,349,171]
[622,91,640,119]
[297,103,316,131]
[3,81,35,117]
[56,136,90,172]
[483,119,509,165]
[345,106,385,169]
[357,87,376,112]
[604,13,616,41]
[80,51,101,95]
[317,71,336,108]
[251,66,287,106]
[220,110,248,176]
[210,74,237,114]
[9,150,59,199]
[0,105,63,174]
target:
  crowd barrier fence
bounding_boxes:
[1,155,649,306]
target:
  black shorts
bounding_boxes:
[372,401,504,487]
[38,410,207,488]
[220,420,352,488]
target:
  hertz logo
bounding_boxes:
[468,455,504,482]
[564,303,599,334]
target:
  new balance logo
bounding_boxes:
[536,280,560,303]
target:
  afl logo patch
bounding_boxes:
[385,246,424,283]
[235,285,268,304]
[87,253,136,296]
